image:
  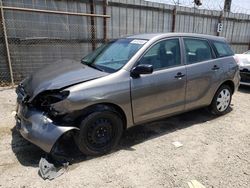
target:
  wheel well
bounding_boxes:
[77,103,127,130]
[221,80,235,93]
[102,103,127,130]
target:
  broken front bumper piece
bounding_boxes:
[16,103,79,153]
[39,157,69,180]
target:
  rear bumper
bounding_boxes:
[16,103,78,153]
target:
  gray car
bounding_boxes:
[16,33,240,156]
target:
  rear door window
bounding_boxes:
[183,38,213,64]
[212,41,234,57]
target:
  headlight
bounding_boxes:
[37,90,70,107]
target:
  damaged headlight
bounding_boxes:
[39,91,69,107]
[34,90,69,115]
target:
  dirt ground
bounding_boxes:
[0,86,249,188]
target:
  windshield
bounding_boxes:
[81,38,148,73]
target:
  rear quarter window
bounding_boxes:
[212,41,234,58]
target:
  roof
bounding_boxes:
[127,32,226,42]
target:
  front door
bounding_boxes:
[130,38,186,124]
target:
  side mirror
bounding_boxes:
[131,64,153,78]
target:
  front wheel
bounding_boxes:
[76,111,123,156]
[209,85,232,115]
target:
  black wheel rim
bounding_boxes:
[86,118,114,150]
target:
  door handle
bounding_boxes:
[175,72,185,79]
[212,65,220,71]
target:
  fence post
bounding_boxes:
[0,0,14,86]
[172,7,176,32]
[90,0,96,50]
[103,0,107,42]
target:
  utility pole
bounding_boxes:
[224,0,232,12]
[193,1,202,32]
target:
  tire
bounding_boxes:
[76,110,123,156]
[209,85,232,115]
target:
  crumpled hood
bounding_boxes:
[22,59,108,100]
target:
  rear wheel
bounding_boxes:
[76,110,123,156]
[209,85,232,115]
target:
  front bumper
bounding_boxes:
[240,70,250,86]
[16,103,78,153]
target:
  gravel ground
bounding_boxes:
[0,86,249,188]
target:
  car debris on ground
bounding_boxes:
[187,180,206,188]
[39,157,69,180]
[172,141,183,148]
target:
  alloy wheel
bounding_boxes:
[216,89,231,112]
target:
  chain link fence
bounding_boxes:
[0,0,108,86]
[0,5,11,85]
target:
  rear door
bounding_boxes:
[183,37,224,110]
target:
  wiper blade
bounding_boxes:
[81,59,105,72]
[87,64,104,72]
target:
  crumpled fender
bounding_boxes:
[17,105,79,153]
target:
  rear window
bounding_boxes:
[212,41,234,57]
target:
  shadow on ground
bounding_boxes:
[11,126,45,167]
[11,107,228,167]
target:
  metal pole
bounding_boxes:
[172,7,176,32]
[103,0,107,42]
[217,12,223,36]
[90,0,96,50]
[0,0,14,86]
[193,3,195,32]
[224,0,232,12]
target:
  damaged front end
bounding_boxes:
[15,84,79,153]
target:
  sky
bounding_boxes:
[147,0,250,14]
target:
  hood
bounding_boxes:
[22,59,108,100]
[235,54,250,65]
